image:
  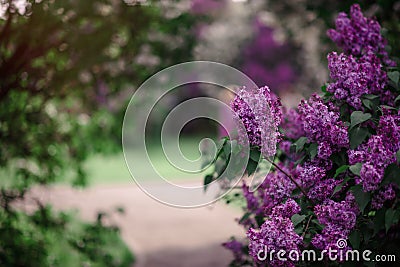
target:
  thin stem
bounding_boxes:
[302,215,313,238]
[265,158,315,206]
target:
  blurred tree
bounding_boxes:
[0,0,200,266]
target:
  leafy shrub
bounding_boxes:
[205,4,400,266]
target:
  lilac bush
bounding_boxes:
[240,20,298,92]
[204,4,400,266]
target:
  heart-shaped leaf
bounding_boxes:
[350,111,371,129]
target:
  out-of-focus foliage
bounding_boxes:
[0,0,200,266]
[0,205,133,267]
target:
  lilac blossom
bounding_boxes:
[312,193,359,251]
[327,51,388,109]
[258,164,296,216]
[298,93,349,155]
[348,114,399,191]
[242,184,259,212]
[297,161,327,189]
[308,178,342,202]
[241,20,297,91]
[247,216,302,266]
[371,183,398,209]
[271,198,300,218]
[222,239,245,263]
[281,108,305,140]
[231,86,282,157]
[327,4,395,66]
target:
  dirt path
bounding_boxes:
[32,182,245,267]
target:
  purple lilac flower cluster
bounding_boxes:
[271,198,301,218]
[298,94,349,159]
[241,19,297,91]
[223,239,245,263]
[327,51,389,109]
[327,4,394,66]
[281,108,305,140]
[307,178,342,202]
[223,4,399,266]
[248,216,302,267]
[296,162,327,189]
[312,193,359,251]
[348,113,400,191]
[241,164,297,219]
[257,165,296,216]
[371,183,398,209]
[242,184,259,212]
[231,86,282,157]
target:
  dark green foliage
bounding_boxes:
[0,0,199,266]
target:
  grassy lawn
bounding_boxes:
[82,137,214,185]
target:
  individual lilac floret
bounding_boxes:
[312,193,359,251]
[231,86,282,157]
[271,198,300,218]
[327,51,388,109]
[298,94,349,158]
[371,183,398,209]
[247,216,303,266]
[327,4,395,66]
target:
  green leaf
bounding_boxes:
[349,163,362,176]
[395,95,400,105]
[231,140,240,155]
[204,174,213,191]
[351,185,371,213]
[321,84,327,93]
[349,230,361,249]
[293,137,308,153]
[223,140,231,157]
[373,209,386,235]
[291,214,306,227]
[309,143,318,160]
[382,163,400,187]
[349,127,369,149]
[215,138,227,159]
[331,176,350,197]
[239,212,251,224]
[334,165,349,178]
[380,105,397,111]
[246,159,258,176]
[340,104,350,121]
[250,149,261,162]
[350,111,371,129]
[362,99,373,110]
[388,71,399,84]
[362,94,380,100]
[385,209,396,233]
